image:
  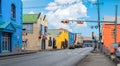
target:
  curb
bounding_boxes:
[0,49,63,57]
[0,51,38,57]
[38,49,64,52]
[0,49,64,57]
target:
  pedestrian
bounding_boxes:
[101,42,104,53]
[93,38,97,52]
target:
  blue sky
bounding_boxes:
[22,0,120,37]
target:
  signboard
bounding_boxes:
[111,43,118,48]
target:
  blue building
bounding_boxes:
[68,32,75,47]
[0,0,22,53]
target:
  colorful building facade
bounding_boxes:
[0,0,22,53]
[75,33,83,44]
[22,13,49,50]
[102,16,120,53]
[56,29,68,49]
[48,29,71,49]
[68,32,75,46]
[48,29,62,49]
[83,37,93,47]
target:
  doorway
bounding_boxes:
[2,32,11,52]
[41,39,46,50]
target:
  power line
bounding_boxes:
[23,2,80,9]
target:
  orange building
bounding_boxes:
[102,16,120,53]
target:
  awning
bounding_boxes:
[0,21,16,32]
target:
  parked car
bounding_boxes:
[74,44,83,48]
[83,40,94,47]
[115,44,120,58]
[69,45,75,49]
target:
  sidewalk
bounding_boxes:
[77,52,116,66]
[0,49,63,57]
[0,50,38,57]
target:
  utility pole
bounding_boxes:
[97,0,101,42]
[92,0,103,43]
[114,0,118,44]
[93,0,103,50]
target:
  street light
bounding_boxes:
[77,21,84,24]
[61,20,85,24]
[61,20,69,24]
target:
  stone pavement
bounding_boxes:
[77,52,116,66]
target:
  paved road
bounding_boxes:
[0,47,93,66]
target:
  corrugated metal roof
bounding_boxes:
[48,29,62,37]
[23,14,38,23]
[83,37,92,40]
[103,16,120,24]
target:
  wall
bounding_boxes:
[23,22,41,50]
[76,34,83,44]
[68,32,74,46]
[38,13,48,50]
[56,30,68,49]
[0,0,22,53]
[0,32,1,53]
[102,24,120,53]
[23,13,48,50]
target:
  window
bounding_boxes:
[0,0,1,14]
[11,4,16,18]
[40,24,43,35]
[44,26,48,35]
[42,26,44,34]
[23,24,33,33]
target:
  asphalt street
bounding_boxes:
[0,47,93,66]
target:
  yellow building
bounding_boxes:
[48,28,69,49]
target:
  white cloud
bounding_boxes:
[46,0,88,33]
[46,2,58,11]
[28,10,35,14]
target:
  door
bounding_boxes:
[2,32,11,52]
[53,38,56,49]
[42,39,46,50]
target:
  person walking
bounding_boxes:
[93,38,97,52]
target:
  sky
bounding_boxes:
[22,0,120,37]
